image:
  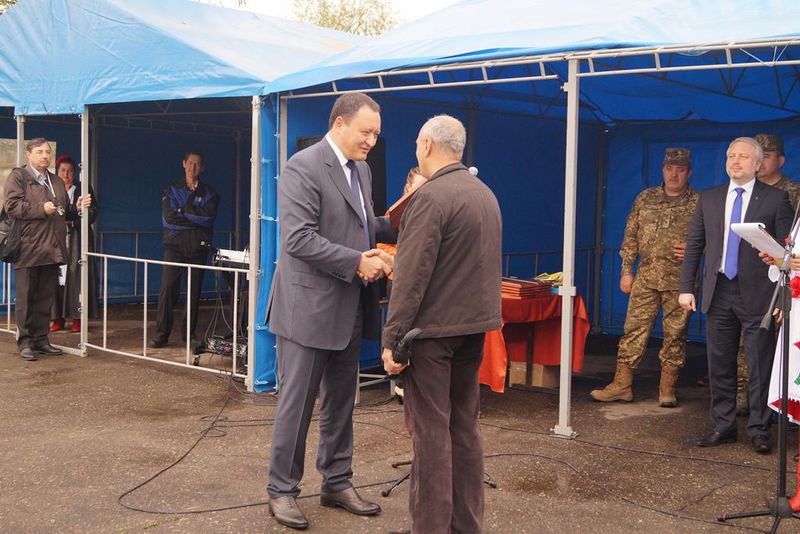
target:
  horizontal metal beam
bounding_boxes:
[282,38,800,101]
[283,73,560,101]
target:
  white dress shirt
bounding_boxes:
[720,178,756,272]
[325,134,367,220]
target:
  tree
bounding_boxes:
[0,0,17,14]
[292,0,398,36]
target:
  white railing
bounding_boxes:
[96,230,238,299]
[87,251,249,379]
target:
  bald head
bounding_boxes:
[415,115,466,177]
[419,115,466,159]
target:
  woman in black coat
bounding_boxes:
[50,155,99,332]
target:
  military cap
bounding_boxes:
[755,133,785,155]
[663,147,691,167]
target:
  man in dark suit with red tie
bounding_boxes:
[679,137,793,454]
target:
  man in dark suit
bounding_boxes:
[265,92,395,530]
[679,137,794,454]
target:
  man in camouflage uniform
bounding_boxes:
[734,134,800,416]
[591,148,698,407]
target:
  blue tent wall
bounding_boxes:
[254,96,279,393]
[600,118,800,340]
[251,95,603,389]
[0,110,251,302]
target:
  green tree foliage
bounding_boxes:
[0,0,17,14]
[292,0,398,36]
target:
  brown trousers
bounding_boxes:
[404,333,486,534]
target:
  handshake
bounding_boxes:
[357,248,394,282]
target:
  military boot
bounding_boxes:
[590,363,634,402]
[659,364,680,408]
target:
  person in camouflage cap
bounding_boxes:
[591,148,698,407]
[731,134,800,416]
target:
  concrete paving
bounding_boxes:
[1,331,799,533]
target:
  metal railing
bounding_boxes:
[87,251,248,379]
[96,230,238,299]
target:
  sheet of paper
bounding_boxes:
[731,222,786,259]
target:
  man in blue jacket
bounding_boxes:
[150,150,219,348]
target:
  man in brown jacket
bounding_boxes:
[382,115,502,533]
[4,138,90,361]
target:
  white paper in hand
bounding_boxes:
[731,222,786,259]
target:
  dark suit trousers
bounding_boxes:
[15,264,59,349]
[404,333,486,534]
[267,300,363,497]
[706,276,775,439]
[154,248,207,342]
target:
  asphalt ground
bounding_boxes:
[2,329,800,533]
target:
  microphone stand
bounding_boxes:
[718,216,800,533]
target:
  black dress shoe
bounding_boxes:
[34,343,63,355]
[149,338,168,348]
[20,348,38,361]
[268,495,308,530]
[751,435,772,454]
[320,486,381,516]
[696,430,737,447]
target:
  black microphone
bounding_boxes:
[393,328,422,365]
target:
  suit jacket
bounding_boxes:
[679,180,793,315]
[266,138,396,351]
[4,165,78,269]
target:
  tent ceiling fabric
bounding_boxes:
[0,0,359,115]
[269,0,800,124]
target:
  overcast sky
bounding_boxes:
[205,0,460,25]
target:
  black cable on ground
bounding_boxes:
[118,378,785,529]
[484,452,765,533]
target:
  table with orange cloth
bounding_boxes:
[479,294,591,393]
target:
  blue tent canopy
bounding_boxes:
[0,0,359,115]
[269,0,800,123]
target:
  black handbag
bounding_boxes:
[0,208,21,263]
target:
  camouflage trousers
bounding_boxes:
[617,283,692,369]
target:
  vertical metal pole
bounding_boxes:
[15,115,25,166]
[143,261,148,357]
[103,256,108,348]
[592,128,609,331]
[133,233,139,296]
[90,115,99,253]
[80,108,90,356]
[12,116,24,331]
[279,97,288,169]
[235,130,243,250]
[186,266,192,365]
[553,59,580,439]
[465,104,477,167]
[247,96,262,391]
[233,272,239,374]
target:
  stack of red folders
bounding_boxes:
[501,277,553,299]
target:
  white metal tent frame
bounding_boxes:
[278,37,800,437]
[11,96,263,390]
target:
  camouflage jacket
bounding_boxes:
[620,185,699,290]
[772,175,800,211]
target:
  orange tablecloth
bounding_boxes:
[479,294,591,393]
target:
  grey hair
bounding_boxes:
[419,115,466,159]
[728,137,764,164]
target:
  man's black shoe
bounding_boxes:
[34,343,63,355]
[20,348,38,361]
[320,486,381,516]
[751,435,772,454]
[696,430,737,447]
[268,496,309,530]
[149,338,168,349]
